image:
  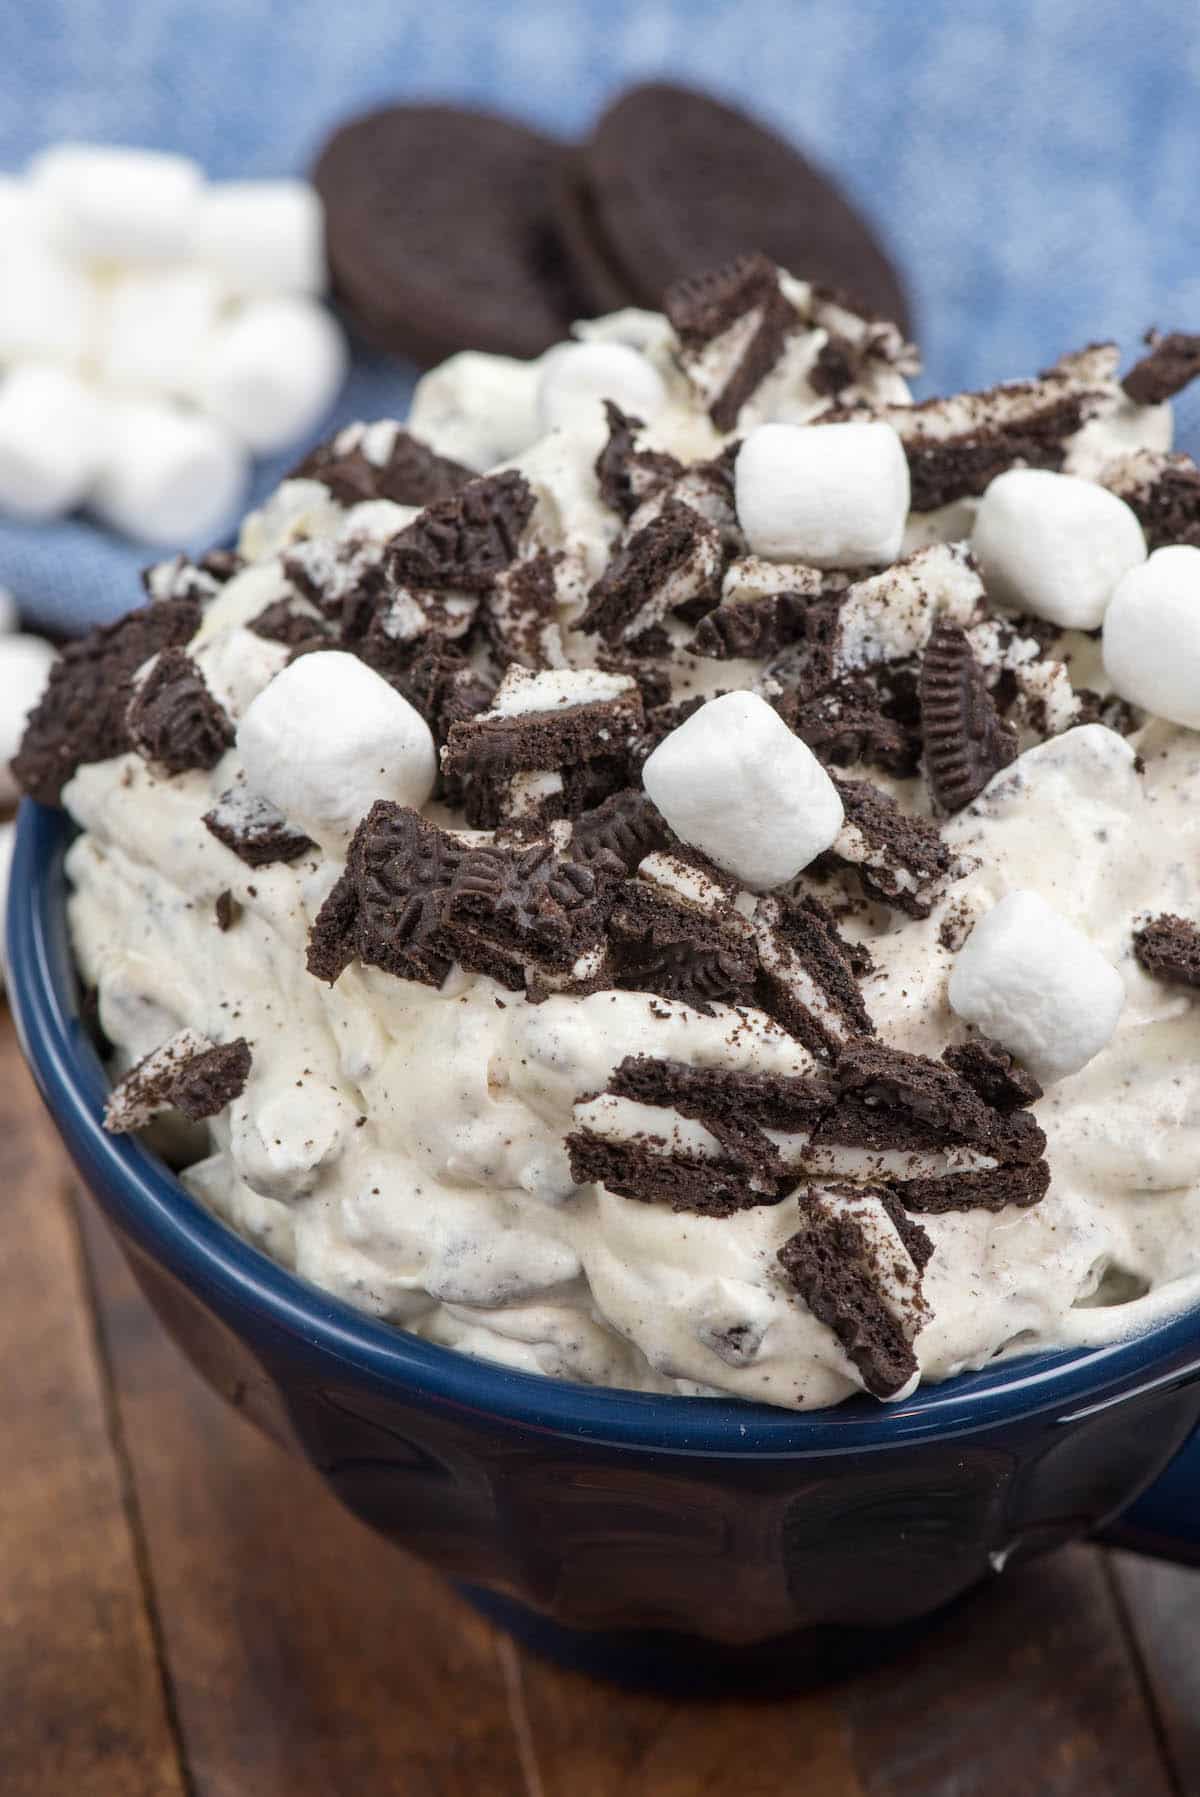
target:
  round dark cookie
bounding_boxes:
[313,105,586,365]
[578,84,912,333]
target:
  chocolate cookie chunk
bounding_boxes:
[292,422,473,510]
[607,852,759,1013]
[920,622,1017,812]
[825,774,957,918]
[570,788,671,872]
[104,1029,251,1134]
[1103,451,1200,552]
[664,253,801,432]
[595,403,684,523]
[750,891,875,1057]
[127,649,234,776]
[13,596,201,806]
[142,551,243,605]
[1133,913,1200,987]
[575,85,911,332]
[387,471,535,593]
[942,1037,1043,1110]
[777,1185,931,1398]
[1122,331,1200,407]
[203,787,317,867]
[581,497,723,645]
[313,106,582,364]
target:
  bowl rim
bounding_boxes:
[10,796,1200,1456]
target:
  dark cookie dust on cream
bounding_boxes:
[21,258,1200,1408]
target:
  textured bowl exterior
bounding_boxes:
[11,800,1200,1659]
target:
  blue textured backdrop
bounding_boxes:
[4,0,1199,631]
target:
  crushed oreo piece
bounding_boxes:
[13,596,202,806]
[1102,450,1200,551]
[442,667,643,829]
[291,422,473,509]
[482,549,566,668]
[567,1131,783,1218]
[142,552,243,605]
[942,1037,1043,1110]
[663,252,800,432]
[386,470,534,593]
[203,787,317,867]
[809,332,858,398]
[692,590,814,659]
[1133,913,1200,988]
[825,775,957,918]
[1121,331,1200,407]
[249,595,334,649]
[893,1161,1051,1215]
[308,802,622,996]
[758,598,842,704]
[920,622,1018,811]
[751,891,875,1058]
[777,1185,931,1398]
[607,852,758,1013]
[595,401,684,521]
[877,348,1115,512]
[126,649,234,776]
[784,677,919,777]
[214,890,240,932]
[570,788,671,872]
[103,1028,251,1134]
[580,497,723,645]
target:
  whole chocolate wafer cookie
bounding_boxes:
[313,106,584,365]
[574,84,911,333]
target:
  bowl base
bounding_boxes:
[457,1584,937,1695]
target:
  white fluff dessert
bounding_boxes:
[16,258,1200,1411]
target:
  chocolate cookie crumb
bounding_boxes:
[595,402,684,522]
[104,1029,251,1133]
[127,649,234,776]
[943,1037,1043,1109]
[203,788,317,867]
[664,252,800,432]
[387,470,534,592]
[1133,913,1200,987]
[1122,331,1200,407]
[214,890,240,932]
[292,423,472,509]
[920,622,1017,812]
[13,596,201,806]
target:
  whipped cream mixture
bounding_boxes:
[52,263,1200,1409]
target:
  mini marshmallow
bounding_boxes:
[191,179,326,296]
[0,366,107,520]
[642,690,844,890]
[735,421,910,569]
[196,297,347,454]
[408,350,543,470]
[236,651,436,848]
[0,242,94,366]
[88,399,248,545]
[98,266,225,397]
[30,143,203,263]
[0,175,49,248]
[948,889,1125,1082]
[536,342,666,435]
[1103,545,1200,728]
[0,634,57,805]
[972,468,1146,629]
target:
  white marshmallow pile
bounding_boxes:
[972,468,1147,629]
[948,889,1125,1082]
[1103,545,1200,729]
[734,421,910,568]
[236,651,437,851]
[642,690,844,890]
[0,144,346,546]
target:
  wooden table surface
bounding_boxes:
[4,1006,1200,1797]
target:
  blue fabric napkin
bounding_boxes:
[4,0,1200,633]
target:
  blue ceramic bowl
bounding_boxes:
[9,798,1200,1686]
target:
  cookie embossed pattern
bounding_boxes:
[16,262,1200,1412]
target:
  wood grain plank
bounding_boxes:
[77,1199,529,1797]
[512,1638,864,1797]
[1110,1549,1200,1795]
[835,1546,1172,1797]
[0,1014,185,1797]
